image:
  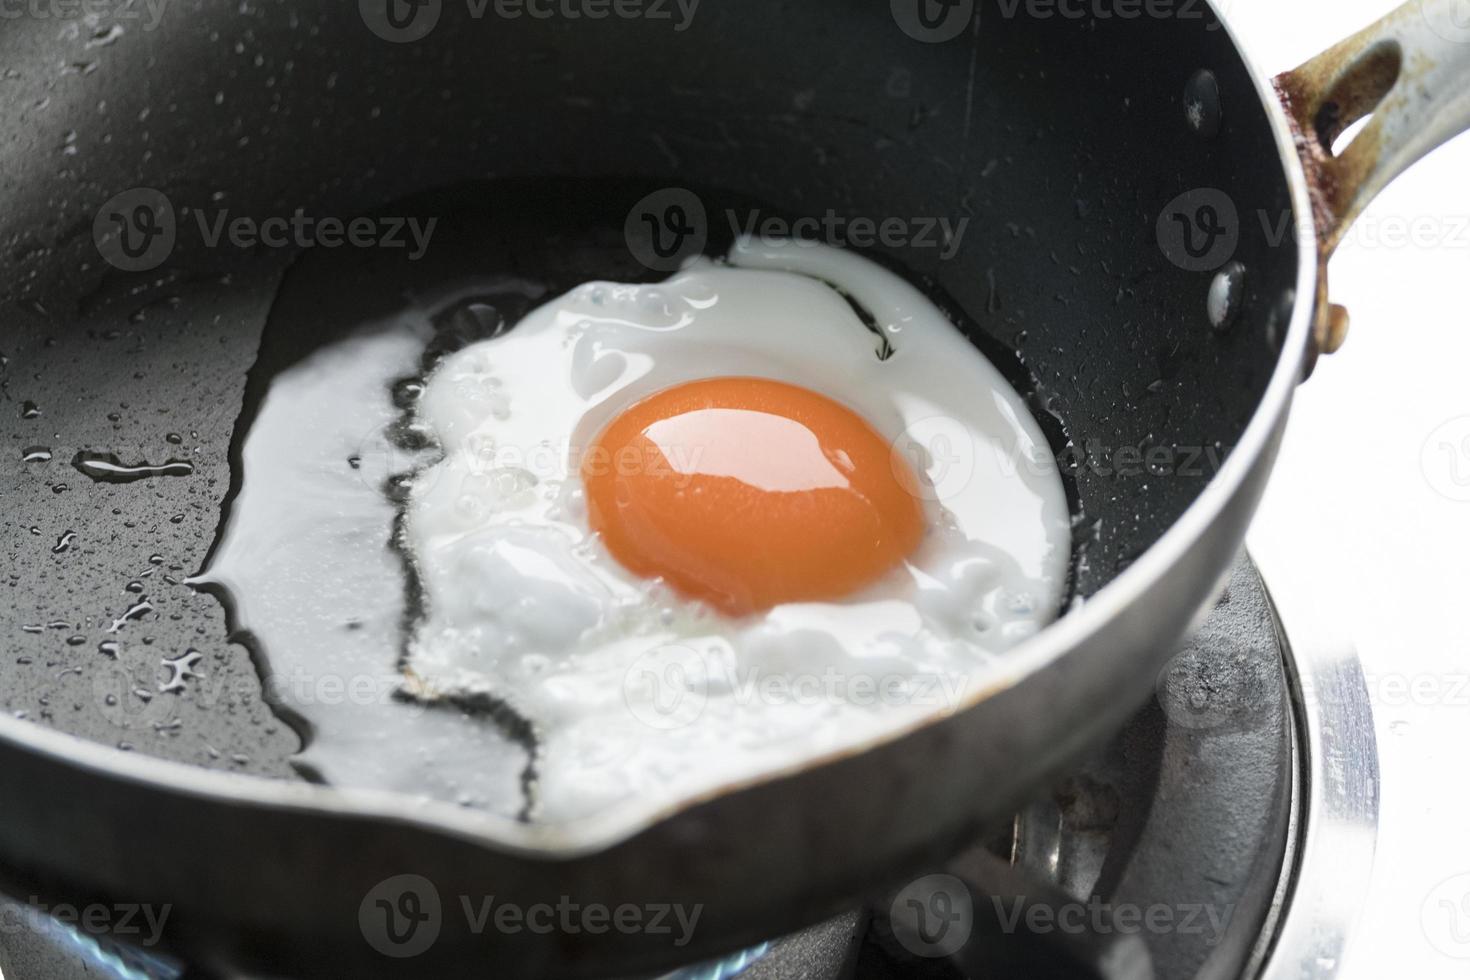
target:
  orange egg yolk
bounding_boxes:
[581,377,925,616]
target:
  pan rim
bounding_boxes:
[0,2,1320,858]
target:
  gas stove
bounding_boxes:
[0,553,1377,980]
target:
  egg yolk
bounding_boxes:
[582,377,925,616]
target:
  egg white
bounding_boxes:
[403,238,1071,824]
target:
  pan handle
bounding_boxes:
[1275,0,1470,257]
[1273,0,1470,360]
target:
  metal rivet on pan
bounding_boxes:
[1207,261,1246,331]
[1320,303,1351,354]
[1184,69,1222,138]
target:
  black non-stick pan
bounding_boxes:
[0,0,1466,976]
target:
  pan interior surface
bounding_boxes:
[0,3,1299,844]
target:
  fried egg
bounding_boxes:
[403,238,1070,824]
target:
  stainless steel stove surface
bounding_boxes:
[0,554,1378,980]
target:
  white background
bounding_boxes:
[1233,0,1470,977]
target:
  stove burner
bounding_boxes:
[856,555,1296,980]
[0,555,1377,980]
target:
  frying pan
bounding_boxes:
[0,0,1465,975]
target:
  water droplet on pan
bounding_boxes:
[1208,261,1247,332]
[107,598,154,634]
[160,649,203,694]
[84,24,125,49]
[71,451,195,484]
[1184,69,1222,138]
[391,377,426,409]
